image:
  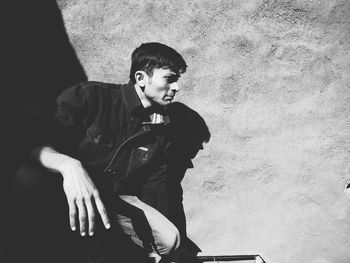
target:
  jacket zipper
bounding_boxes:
[102,126,151,173]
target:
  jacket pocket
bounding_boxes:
[80,124,114,166]
[86,125,114,148]
[133,146,150,162]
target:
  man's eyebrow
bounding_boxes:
[166,73,180,78]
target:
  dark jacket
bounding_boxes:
[54,81,172,203]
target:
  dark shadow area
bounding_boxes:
[2,0,87,259]
[167,102,211,263]
[6,162,152,263]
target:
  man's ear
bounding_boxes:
[135,71,148,90]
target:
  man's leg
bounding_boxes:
[118,195,180,257]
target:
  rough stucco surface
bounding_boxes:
[57,1,350,262]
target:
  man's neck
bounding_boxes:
[134,84,152,108]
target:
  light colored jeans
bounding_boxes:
[117,195,180,258]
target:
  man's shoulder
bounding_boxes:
[64,81,128,99]
[58,81,128,105]
[74,81,124,92]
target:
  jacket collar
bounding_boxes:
[123,81,144,119]
[123,81,170,125]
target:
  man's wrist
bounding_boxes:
[57,157,82,177]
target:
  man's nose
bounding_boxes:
[169,82,180,92]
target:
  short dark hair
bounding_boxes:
[129,42,187,83]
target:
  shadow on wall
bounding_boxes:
[167,102,211,261]
[2,0,87,256]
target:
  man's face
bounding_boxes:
[143,68,180,107]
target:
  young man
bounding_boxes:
[7,42,209,263]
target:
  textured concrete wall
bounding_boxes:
[57,1,350,262]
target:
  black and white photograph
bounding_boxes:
[2,0,350,262]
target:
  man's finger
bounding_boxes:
[68,200,77,231]
[76,199,87,236]
[85,198,96,236]
[94,194,110,229]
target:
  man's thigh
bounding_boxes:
[117,195,180,256]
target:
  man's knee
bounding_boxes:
[12,163,45,193]
[10,163,63,210]
[157,225,180,255]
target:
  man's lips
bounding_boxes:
[165,94,175,100]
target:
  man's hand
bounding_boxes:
[59,159,111,236]
[35,146,110,236]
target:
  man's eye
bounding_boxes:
[166,76,179,83]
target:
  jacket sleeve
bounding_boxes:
[48,82,96,157]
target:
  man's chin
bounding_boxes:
[161,100,173,105]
